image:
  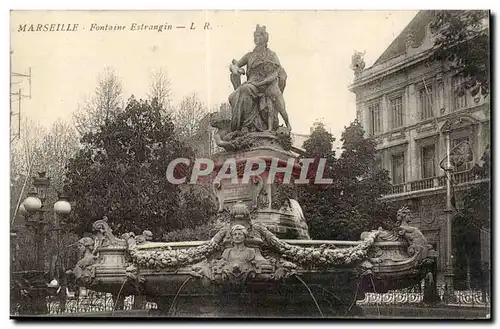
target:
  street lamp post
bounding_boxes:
[439,116,476,304]
[442,133,455,303]
[13,171,72,316]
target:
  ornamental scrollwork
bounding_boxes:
[92,216,126,249]
[71,203,432,288]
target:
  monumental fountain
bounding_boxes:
[67,25,436,317]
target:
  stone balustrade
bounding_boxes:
[384,169,486,198]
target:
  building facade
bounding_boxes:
[291,132,310,151]
[349,11,490,286]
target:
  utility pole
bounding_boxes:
[10,49,32,144]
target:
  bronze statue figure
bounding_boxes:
[228,24,291,133]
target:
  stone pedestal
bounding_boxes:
[211,143,310,240]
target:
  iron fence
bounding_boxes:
[46,292,158,315]
[357,282,490,307]
[11,290,158,316]
[12,281,490,316]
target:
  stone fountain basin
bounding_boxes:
[90,238,430,297]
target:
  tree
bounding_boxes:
[147,68,172,112]
[73,67,124,135]
[464,144,490,230]
[65,96,206,237]
[298,121,396,240]
[10,119,47,221]
[10,119,79,277]
[175,184,217,231]
[453,145,491,289]
[173,93,208,142]
[38,119,80,191]
[10,118,79,222]
[336,120,396,231]
[297,122,340,239]
[430,10,490,96]
[16,118,47,176]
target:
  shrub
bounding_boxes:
[162,221,217,242]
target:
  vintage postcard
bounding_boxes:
[9,10,491,319]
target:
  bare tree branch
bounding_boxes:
[11,118,79,223]
[73,67,124,135]
[148,68,173,112]
[173,93,208,142]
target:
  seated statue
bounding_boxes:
[228,24,291,133]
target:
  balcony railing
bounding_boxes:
[454,170,476,184]
[387,170,483,197]
[392,183,406,194]
[410,177,435,191]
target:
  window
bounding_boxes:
[369,102,382,135]
[419,86,434,120]
[375,153,383,170]
[390,96,404,129]
[453,76,468,110]
[392,153,405,185]
[436,81,445,112]
[452,136,472,172]
[421,145,436,178]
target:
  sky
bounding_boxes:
[10,10,419,143]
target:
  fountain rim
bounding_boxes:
[135,239,405,250]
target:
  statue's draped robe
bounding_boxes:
[229,48,284,132]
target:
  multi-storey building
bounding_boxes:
[349,11,490,287]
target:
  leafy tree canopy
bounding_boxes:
[299,120,396,240]
[463,145,491,230]
[430,10,490,96]
[65,96,212,237]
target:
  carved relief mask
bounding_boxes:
[232,230,246,244]
[77,243,86,254]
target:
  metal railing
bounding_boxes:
[46,292,158,315]
[11,290,158,316]
[12,282,490,316]
[387,169,483,196]
[357,282,490,308]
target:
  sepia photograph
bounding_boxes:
[9,9,491,319]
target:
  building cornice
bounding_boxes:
[369,102,489,143]
[376,139,408,151]
[351,16,488,94]
[349,49,435,92]
[356,69,444,105]
[414,131,440,141]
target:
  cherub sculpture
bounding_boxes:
[66,237,97,286]
[350,50,366,74]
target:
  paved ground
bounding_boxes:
[361,305,490,319]
[15,305,491,319]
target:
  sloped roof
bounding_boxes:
[373,10,434,66]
